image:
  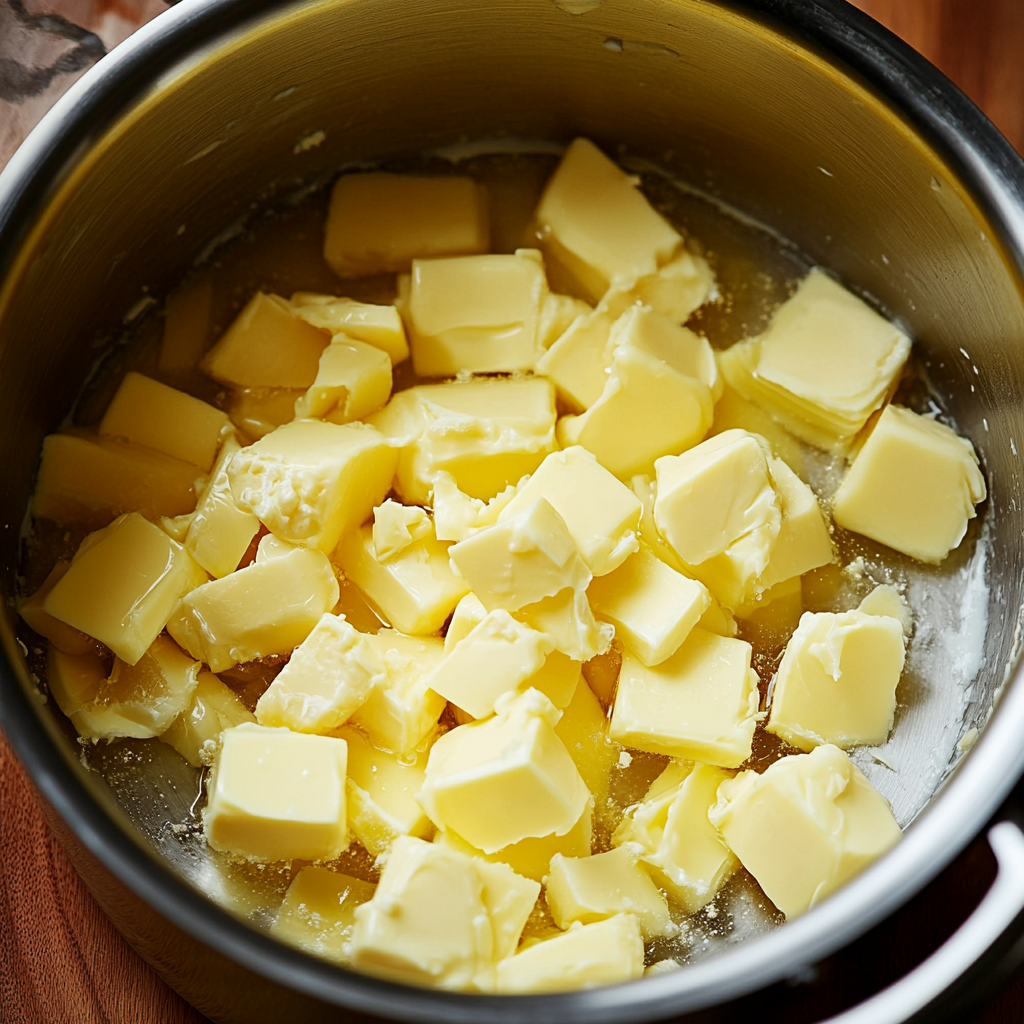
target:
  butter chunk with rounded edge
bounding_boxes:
[271,867,375,962]
[324,173,489,278]
[496,915,644,994]
[202,292,328,389]
[610,629,760,768]
[858,584,912,633]
[497,447,641,577]
[255,614,385,733]
[588,545,710,667]
[20,561,95,655]
[767,609,905,751]
[45,513,207,666]
[293,337,392,424]
[709,744,901,919]
[203,722,348,862]
[290,292,409,364]
[408,250,549,376]
[832,404,986,563]
[228,419,397,552]
[546,844,671,940]
[166,543,339,672]
[418,689,591,853]
[369,378,556,504]
[160,671,256,767]
[46,647,105,730]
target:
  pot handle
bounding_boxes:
[816,819,1024,1024]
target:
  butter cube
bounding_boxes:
[33,432,199,527]
[449,499,591,613]
[228,420,397,553]
[614,249,716,324]
[324,173,489,278]
[418,689,591,853]
[203,723,348,861]
[858,584,913,633]
[538,292,593,349]
[46,647,105,729]
[709,744,902,918]
[369,378,556,504]
[496,915,644,993]
[99,372,230,472]
[431,473,521,544]
[832,404,986,563]
[588,546,710,667]
[525,651,582,711]
[553,674,619,811]
[444,592,488,651]
[184,435,260,579]
[202,292,328,389]
[535,138,681,302]
[160,275,212,374]
[371,500,432,561]
[271,867,376,962]
[228,387,305,441]
[45,513,207,665]
[546,845,671,940]
[610,629,760,768]
[350,836,494,991]
[534,310,614,411]
[160,671,256,767]
[290,292,409,364]
[255,614,385,733]
[337,521,469,636]
[718,269,911,449]
[349,631,446,755]
[167,544,339,671]
[336,726,431,857]
[473,858,542,961]
[709,380,804,477]
[558,345,713,478]
[20,562,95,655]
[408,251,549,376]
[497,447,641,577]
[428,610,554,719]
[767,609,905,751]
[613,762,737,914]
[514,585,613,664]
[293,337,392,424]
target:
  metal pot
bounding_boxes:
[3,1,1024,1021]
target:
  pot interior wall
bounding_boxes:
[1,0,1023,1011]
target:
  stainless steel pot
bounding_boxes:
[3,1,1024,1021]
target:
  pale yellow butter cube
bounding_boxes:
[588,545,710,667]
[184,435,260,579]
[553,674,619,813]
[546,844,671,940]
[46,647,106,739]
[350,835,494,991]
[202,292,328,389]
[558,345,713,478]
[832,404,986,563]
[290,292,409,364]
[160,671,256,767]
[33,432,199,527]
[534,310,614,412]
[496,914,644,993]
[371,500,432,561]
[228,387,305,441]
[858,583,913,633]
[100,372,230,472]
[525,650,582,711]
[369,378,556,504]
[203,722,348,861]
[337,522,469,636]
[709,744,902,918]
[444,592,488,651]
[324,173,489,278]
[614,762,737,914]
[767,609,905,751]
[45,513,207,666]
[514,585,613,664]
[497,447,641,577]
[408,251,549,376]
[293,336,392,425]
[472,858,542,962]
[271,867,375,962]
[610,629,760,768]
[431,473,520,543]
[538,291,593,349]
[167,544,339,671]
[228,419,397,553]
[349,630,446,755]
[617,249,717,324]
[255,614,385,733]
[20,562,95,655]
[336,726,431,857]
[535,138,681,302]
[418,689,591,853]
[428,610,554,720]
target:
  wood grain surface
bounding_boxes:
[3,1,1024,1022]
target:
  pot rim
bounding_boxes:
[2,0,1024,1020]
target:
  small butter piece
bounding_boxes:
[159,275,212,374]
[610,629,760,768]
[203,722,348,862]
[160,671,256,767]
[290,292,409,364]
[514,585,613,664]
[324,173,489,278]
[534,310,614,412]
[832,404,986,563]
[228,387,305,441]
[709,379,804,477]
[709,744,902,918]
[553,674,619,813]
[19,561,95,655]
[46,646,105,726]
[858,584,912,633]
[613,249,716,324]
[293,336,393,424]
[767,609,905,751]
[431,473,520,543]
[371,500,432,561]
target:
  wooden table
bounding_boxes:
[2,1,1024,1021]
